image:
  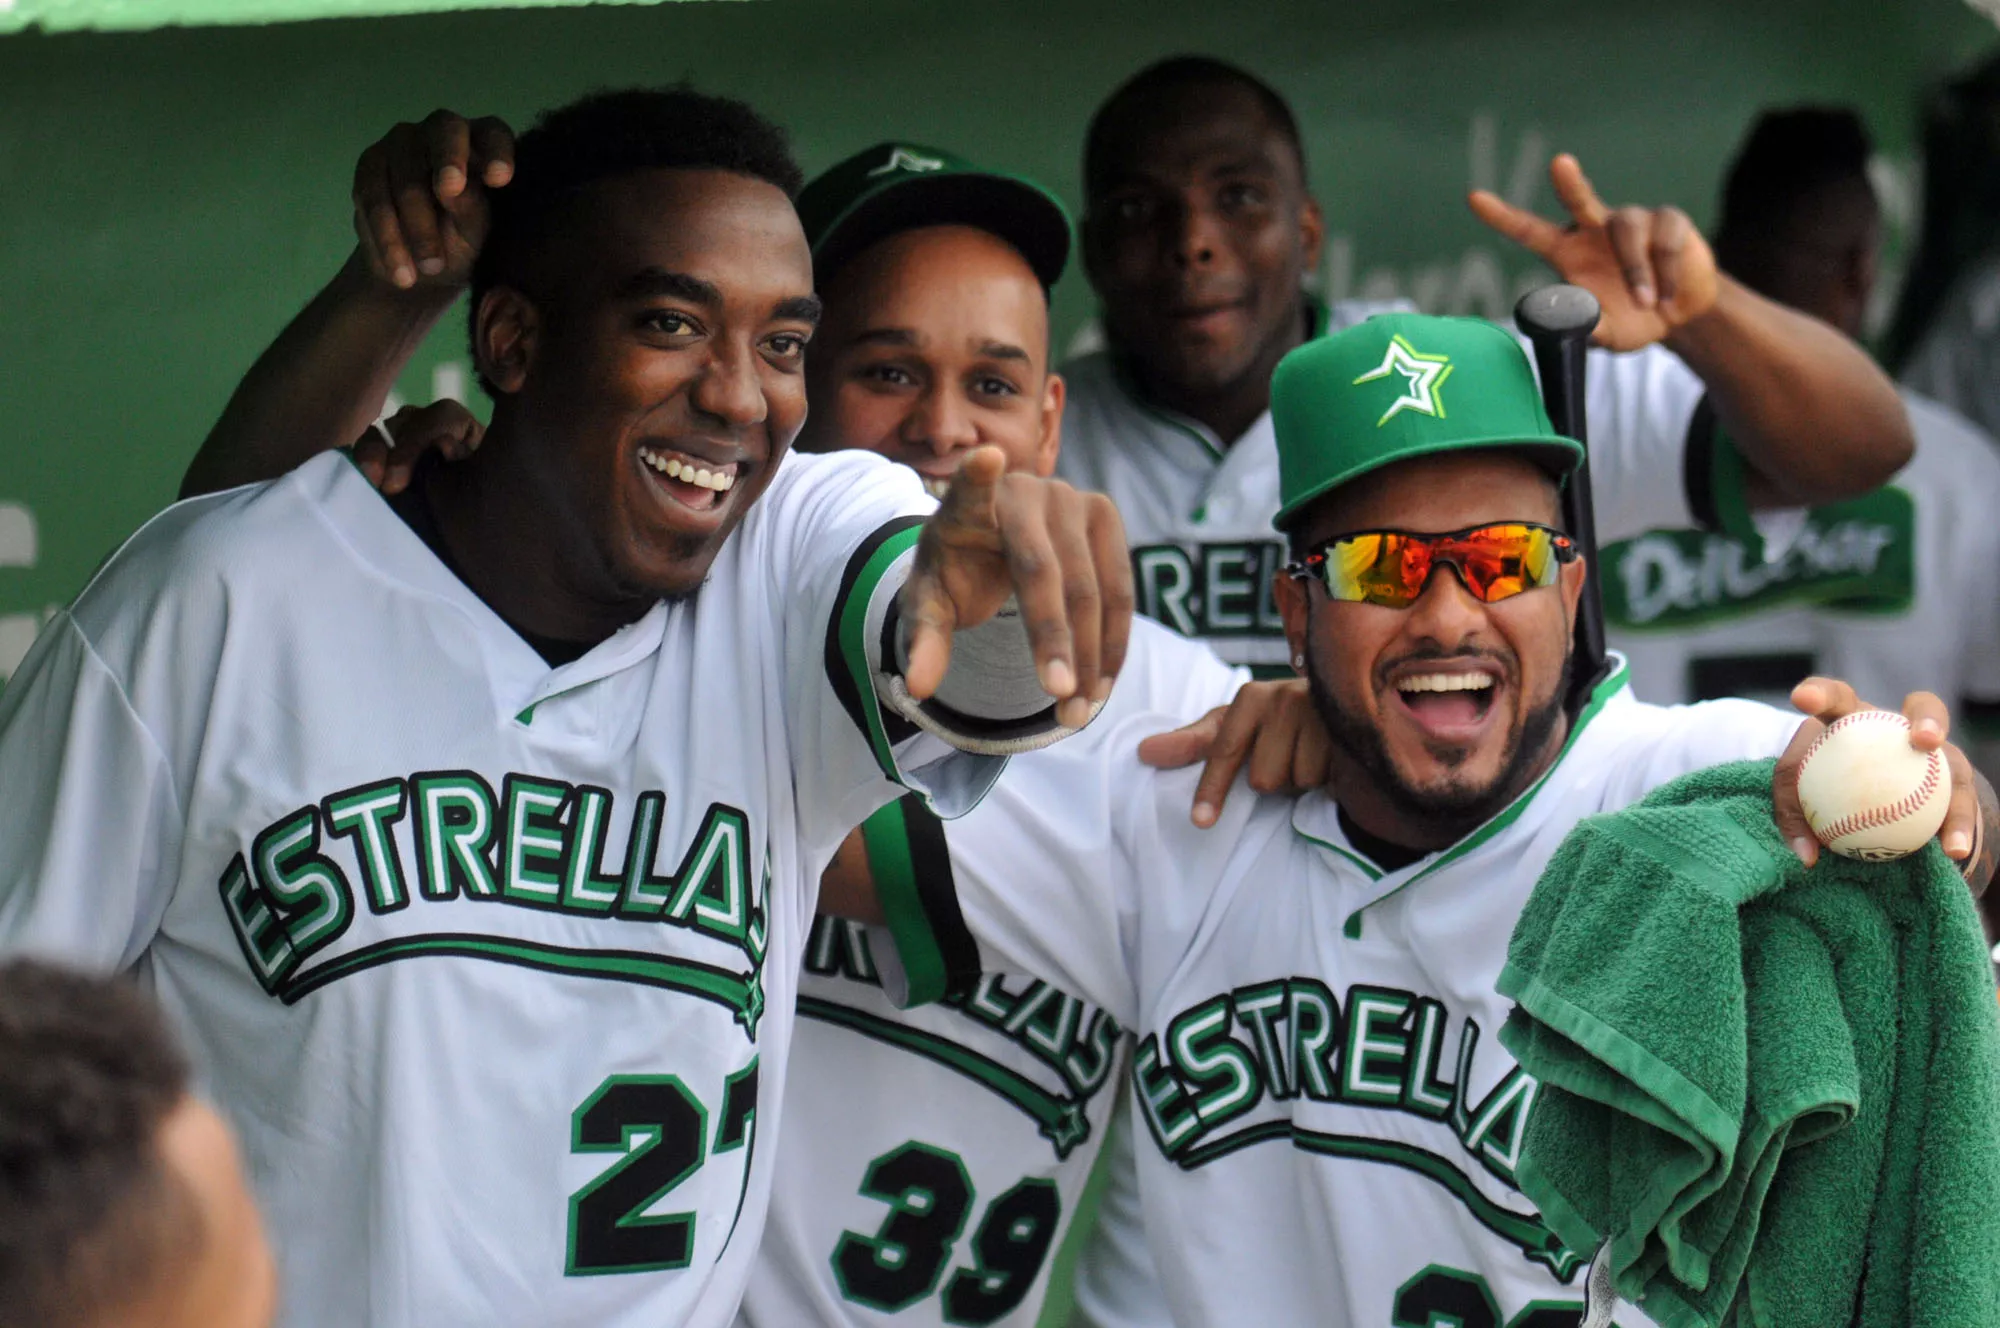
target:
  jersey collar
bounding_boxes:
[316,452,671,714]
[1289,654,1634,939]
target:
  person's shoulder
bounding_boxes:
[1097,618,1240,721]
[737,449,931,543]
[70,454,358,635]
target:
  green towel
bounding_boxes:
[1497,758,2000,1328]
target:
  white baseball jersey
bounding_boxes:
[0,448,999,1328]
[930,662,1803,1328]
[1058,304,1753,672]
[738,616,1245,1328]
[1607,391,2000,736]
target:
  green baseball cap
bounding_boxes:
[1271,312,1584,530]
[795,141,1073,291]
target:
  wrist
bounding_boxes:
[1661,272,1737,359]
[335,248,464,321]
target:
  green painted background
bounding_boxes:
[1,0,1993,681]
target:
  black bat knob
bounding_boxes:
[1514,284,1601,343]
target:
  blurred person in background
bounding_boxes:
[1058,56,1915,679]
[0,959,277,1328]
[1887,52,2000,438]
[1605,107,2000,786]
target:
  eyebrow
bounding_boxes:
[844,328,1031,364]
[615,268,822,327]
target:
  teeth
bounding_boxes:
[1398,673,1494,694]
[921,476,952,499]
[638,448,736,492]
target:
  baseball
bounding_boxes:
[1795,710,1952,861]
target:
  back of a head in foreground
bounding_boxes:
[0,961,265,1328]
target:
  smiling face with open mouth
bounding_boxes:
[1276,450,1587,848]
[490,167,820,604]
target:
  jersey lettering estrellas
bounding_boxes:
[1606,391,2000,738]
[738,617,1245,1328]
[931,664,1802,1327]
[0,449,985,1328]
[1057,303,1744,671]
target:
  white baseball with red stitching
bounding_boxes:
[1796,710,1952,861]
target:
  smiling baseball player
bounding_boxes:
[882,312,1998,1328]
[0,89,1134,1328]
[1062,57,1914,674]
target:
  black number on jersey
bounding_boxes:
[941,1176,1060,1324]
[1392,1265,1604,1328]
[832,1140,1066,1321]
[832,1142,975,1311]
[566,1075,707,1276]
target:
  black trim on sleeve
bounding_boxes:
[824,516,927,746]
[1684,394,1721,532]
[899,795,982,1001]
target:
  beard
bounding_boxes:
[1304,643,1571,840]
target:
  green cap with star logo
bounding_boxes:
[796,142,1073,291]
[1270,312,1584,530]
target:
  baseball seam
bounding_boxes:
[1805,712,1946,843]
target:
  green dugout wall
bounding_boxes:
[0,0,1992,679]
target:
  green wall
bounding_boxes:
[0,0,1992,679]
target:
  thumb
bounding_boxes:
[1138,711,1223,770]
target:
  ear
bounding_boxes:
[1033,373,1066,478]
[474,286,541,396]
[1560,550,1589,626]
[1275,566,1312,674]
[1298,195,1327,280]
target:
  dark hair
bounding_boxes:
[1717,107,1874,247]
[470,85,804,395]
[0,961,195,1327]
[1083,56,1307,197]
[1885,53,2000,367]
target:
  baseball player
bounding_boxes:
[866,312,1999,1328]
[1605,109,2000,778]
[0,88,1136,1328]
[1059,56,1916,674]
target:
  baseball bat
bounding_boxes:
[1513,284,1609,718]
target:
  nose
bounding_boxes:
[1401,561,1487,648]
[1167,197,1220,270]
[902,385,979,459]
[689,340,768,429]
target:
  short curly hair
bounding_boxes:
[0,961,197,1327]
[470,85,804,396]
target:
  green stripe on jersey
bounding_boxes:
[831,521,925,785]
[279,933,765,1037]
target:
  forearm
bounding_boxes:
[1667,274,1913,509]
[181,251,459,499]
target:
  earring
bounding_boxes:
[1293,654,1305,670]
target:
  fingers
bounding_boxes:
[1772,716,1828,867]
[1466,188,1564,261]
[1941,742,1977,861]
[897,576,958,702]
[1604,207,1658,310]
[1045,495,1103,721]
[425,110,473,200]
[468,116,517,188]
[1548,153,1611,228]
[933,445,1006,533]
[1087,494,1133,690]
[1789,675,1868,725]
[386,125,447,280]
[1000,497,1084,718]
[1900,691,1950,748]
[353,136,416,289]
[1648,206,1695,309]
[351,423,392,490]
[1136,708,1224,771]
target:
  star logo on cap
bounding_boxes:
[868,147,947,178]
[1352,335,1454,426]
